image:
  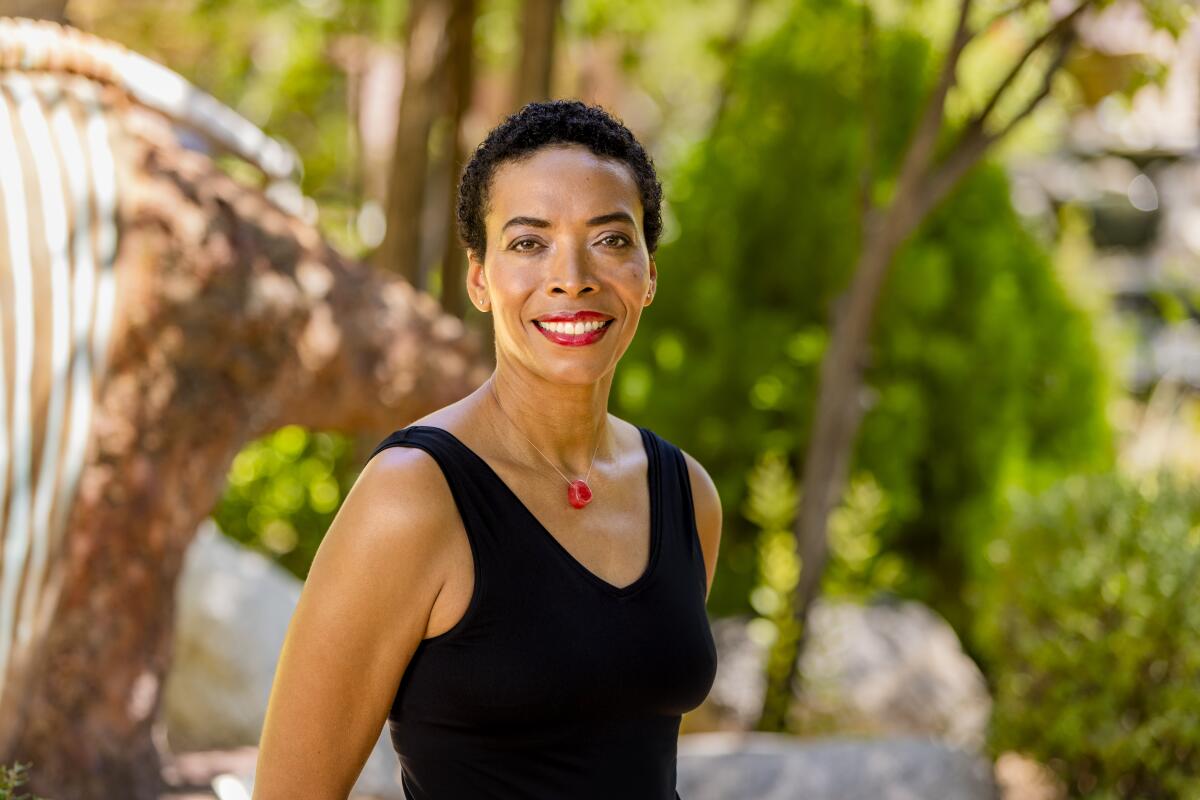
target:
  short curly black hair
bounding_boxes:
[456,99,663,260]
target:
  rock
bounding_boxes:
[994,752,1066,800]
[676,732,1000,800]
[162,520,405,799]
[686,601,991,750]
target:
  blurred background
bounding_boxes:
[1,0,1198,798]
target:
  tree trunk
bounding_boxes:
[438,0,477,319]
[376,0,454,286]
[755,0,1091,731]
[754,0,975,726]
[754,207,913,731]
[1,97,489,800]
[512,0,560,108]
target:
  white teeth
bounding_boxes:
[538,319,609,335]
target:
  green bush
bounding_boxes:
[213,426,362,581]
[0,761,48,800]
[742,446,905,732]
[615,0,1113,623]
[977,471,1200,798]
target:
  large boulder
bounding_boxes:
[676,732,1000,800]
[684,602,991,750]
[162,520,404,798]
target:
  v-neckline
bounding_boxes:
[408,424,662,597]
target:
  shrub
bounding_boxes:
[214,425,360,580]
[977,471,1200,798]
[613,0,1113,622]
[0,761,48,800]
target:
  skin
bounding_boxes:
[252,142,722,799]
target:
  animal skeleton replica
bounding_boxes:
[0,17,490,799]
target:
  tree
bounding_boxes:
[615,0,1107,627]
[376,0,453,287]
[438,0,478,319]
[756,0,1188,732]
[513,0,562,108]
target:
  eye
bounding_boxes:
[511,238,541,252]
[600,234,631,248]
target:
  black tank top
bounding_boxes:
[366,424,718,800]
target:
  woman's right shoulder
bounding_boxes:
[254,430,457,797]
[352,433,457,533]
[296,434,460,637]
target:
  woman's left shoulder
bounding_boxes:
[631,423,721,597]
[623,422,717,504]
[680,446,721,599]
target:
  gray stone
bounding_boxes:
[692,601,991,750]
[677,732,1000,800]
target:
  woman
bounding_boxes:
[253,100,722,799]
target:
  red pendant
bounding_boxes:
[567,479,593,509]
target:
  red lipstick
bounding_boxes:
[532,311,614,347]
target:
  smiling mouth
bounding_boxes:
[532,318,614,345]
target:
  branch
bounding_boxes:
[980,0,1040,31]
[972,0,1093,129]
[991,26,1074,140]
[916,29,1075,221]
[891,0,975,197]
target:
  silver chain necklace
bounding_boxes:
[488,380,605,509]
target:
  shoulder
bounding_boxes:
[293,438,460,659]
[354,435,459,540]
[627,424,721,533]
[253,437,456,795]
[652,431,721,600]
[312,439,460,603]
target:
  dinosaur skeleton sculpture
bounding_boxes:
[0,18,490,799]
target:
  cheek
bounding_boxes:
[488,276,540,324]
[487,265,535,299]
[622,256,652,283]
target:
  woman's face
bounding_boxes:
[467,143,657,387]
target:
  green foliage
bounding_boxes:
[742,449,802,728]
[742,447,907,730]
[88,0,408,256]
[614,0,1114,623]
[977,471,1200,798]
[212,426,362,580]
[0,762,48,800]
[825,472,906,597]
[1139,0,1195,36]
[745,449,903,618]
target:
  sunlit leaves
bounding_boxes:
[214,426,360,579]
[616,0,1112,621]
[978,471,1200,797]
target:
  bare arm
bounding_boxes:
[252,446,454,799]
[682,449,722,602]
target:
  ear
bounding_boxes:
[466,249,490,312]
[644,255,657,306]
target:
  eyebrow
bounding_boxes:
[501,211,636,232]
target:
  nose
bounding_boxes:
[546,241,599,297]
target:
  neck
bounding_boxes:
[486,369,614,476]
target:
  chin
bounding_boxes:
[531,361,614,386]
